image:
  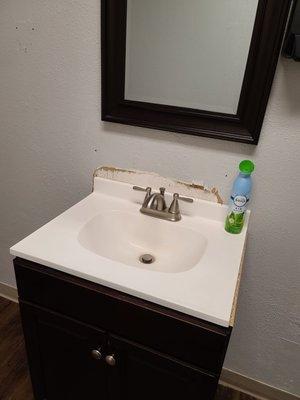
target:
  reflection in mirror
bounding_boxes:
[125,0,258,114]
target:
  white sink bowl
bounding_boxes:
[10,177,249,327]
[78,210,207,273]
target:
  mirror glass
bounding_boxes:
[125,0,259,114]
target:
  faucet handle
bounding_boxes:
[169,193,194,215]
[133,186,151,193]
[133,186,152,207]
[174,193,194,203]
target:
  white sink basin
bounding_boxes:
[78,210,207,273]
[10,177,249,327]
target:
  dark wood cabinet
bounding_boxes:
[108,335,217,400]
[20,303,108,400]
[14,258,231,400]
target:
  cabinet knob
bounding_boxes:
[91,348,103,360]
[105,354,116,367]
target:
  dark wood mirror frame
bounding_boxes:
[101,0,292,145]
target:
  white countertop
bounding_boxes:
[10,178,249,327]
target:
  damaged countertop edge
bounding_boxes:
[93,166,224,204]
[229,241,246,327]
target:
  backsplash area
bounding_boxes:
[94,166,224,204]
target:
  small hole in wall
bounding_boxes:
[16,26,18,29]
[32,27,35,30]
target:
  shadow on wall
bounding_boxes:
[281,59,300,114]
[102,121,257,158]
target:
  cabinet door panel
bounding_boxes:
[108,335,217,400]
[20,302,108,400]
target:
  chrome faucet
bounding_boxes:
[133,186,193,222]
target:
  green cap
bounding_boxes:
[239,160,255,175]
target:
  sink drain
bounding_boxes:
[139,254,155,264]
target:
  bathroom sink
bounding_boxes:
[78,210,207,273]
[10,177,249,327]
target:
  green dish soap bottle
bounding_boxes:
[225,160,255,234]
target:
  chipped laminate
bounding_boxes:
[94,166,224,204]
[229,243,246,327]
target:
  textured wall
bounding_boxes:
[0,0,299,395]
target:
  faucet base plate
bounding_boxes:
[140,207,181,222]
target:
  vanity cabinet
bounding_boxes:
[14,258,232,400]
[20,304,108,400]
[108,335,216,400]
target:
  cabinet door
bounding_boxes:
[107,335,218,400]
[20,302,109,400]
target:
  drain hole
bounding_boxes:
[139,254,155,264]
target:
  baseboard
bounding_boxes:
[221,368,299,400]
[0,282,18,303]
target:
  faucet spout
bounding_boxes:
[145,193,166,211]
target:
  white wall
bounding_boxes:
[0,0,299,395]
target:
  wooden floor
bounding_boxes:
[0,298,33,400]
[0,297,257,400]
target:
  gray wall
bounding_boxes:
[0,0,299,395]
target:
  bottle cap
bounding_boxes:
[239,160,255,175]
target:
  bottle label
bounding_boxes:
[231,195,248,213]
[225,194,249,233]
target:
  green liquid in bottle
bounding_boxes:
[225,212,244,234]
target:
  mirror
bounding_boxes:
[102,0,292,144]
[125,0,258,114]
